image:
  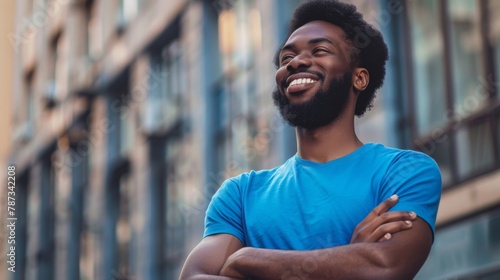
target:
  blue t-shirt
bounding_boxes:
[204,143,442,250]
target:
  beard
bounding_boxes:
[272,72,352,130]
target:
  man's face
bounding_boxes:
[273,21,354,129]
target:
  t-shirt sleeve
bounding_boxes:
[380,151,442,238]
[203,178,245,245]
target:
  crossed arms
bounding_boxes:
[180,195,433,280]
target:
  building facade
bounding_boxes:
[0,0,16,278]
[3,0,500,279]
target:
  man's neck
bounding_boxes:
[295,115,362,163]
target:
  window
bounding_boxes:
[52,145,73,280]
[38,154,56,279]
[85,0,101,59]
[145,40,183,133]
[117,0,139,29]
[415,134,454,187]
[55,34,68,99]
[25,167,43,279]
[456,119,496,179]
[21,70,35,139]
[105,156,133,278]
[215,0,263,173]
[45,33,68,107]
[448,0,486,119]
[119,107,135,156]
[164,137,187,279]
[490,0,500,89]
[62,137,91,280]
[217,0,261,70]
[103,75,134,277]
[408,0,447,135]
[230,71,254,168]
[416,210,500,279]
[116,173,133,277]
[80,108,104,280]
[112,81,134,156]
[406,0,500,187]
[214,82,232,174]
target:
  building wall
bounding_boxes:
[0,0,17,279]
[399,0,500,278]
[5,0,500,279]
[6,0,301,279]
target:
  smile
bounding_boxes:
[287,78,318,93]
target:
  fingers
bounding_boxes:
[351,211,417,243]
[378,233,392,242]
[371,194,399,216]
[366,211,417,241]
[356,194,400,230]
[377,210,417,224]
[350,194,419,244]
[374,219,414,242]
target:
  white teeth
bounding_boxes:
[289,78,316,87]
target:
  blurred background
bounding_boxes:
[0,0,499,279]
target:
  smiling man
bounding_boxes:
[180,1,441,279]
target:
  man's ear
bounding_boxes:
[352,68,369,93]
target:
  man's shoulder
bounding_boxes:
[371,144,441,184]
[370,143,437,166]
[224,156,296,189]
[365,144,441,183]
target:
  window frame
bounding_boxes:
[401,0,500,188]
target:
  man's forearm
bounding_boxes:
[223,243,412,280]
[226,217,432,279]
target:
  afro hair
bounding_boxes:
[274,0,389,116]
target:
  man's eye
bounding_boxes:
[281,55,294,64]
[313,48,329,55]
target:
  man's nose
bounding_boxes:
[286,53,312,71]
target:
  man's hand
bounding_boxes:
[350,194,417,243]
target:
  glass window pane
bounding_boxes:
[218,0,259,70]
[490,0,500,91]
[415,135,453,187]
[119,0,138,23]
[455,120,495,179]
[448,0,486,118]
[165,139,186,276]
[409,0,447,135]
[416,210,500,279]
[120,107,135,155]
[215,84,229,131]
[117,174,132,276]
[55,35,68,99]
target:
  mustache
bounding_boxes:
[280,70,325,89]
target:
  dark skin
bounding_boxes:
[180,196,416,280]
[180,20,432,280]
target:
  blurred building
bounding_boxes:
[4,0,500,280]
[0,0,16,278]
